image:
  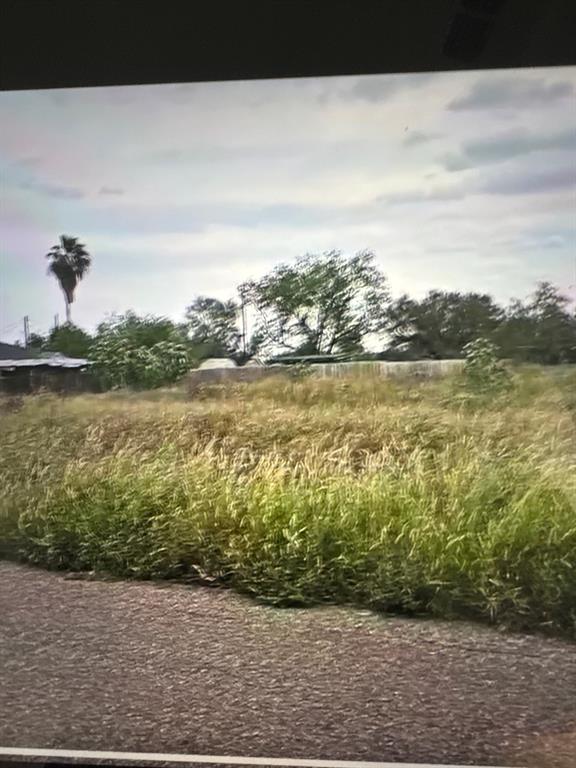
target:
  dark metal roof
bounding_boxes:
[0,343,91,370]
[0,356,92,370]
[267,354,353,365]
[0,342,42,361]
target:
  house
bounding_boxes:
[0,342,95,394]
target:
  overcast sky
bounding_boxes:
[1,65,575,342]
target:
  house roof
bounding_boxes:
[0,343,91,370]
[0,342,42,361]
[267,353,353,365]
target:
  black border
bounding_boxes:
[1,0,575,93]
[1,1,575,767]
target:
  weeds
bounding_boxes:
[462,338,513,395]
[1,367,575,637]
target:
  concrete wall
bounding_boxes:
[309,359,465,379]
[186,359,464,394]
[186,365,286,394]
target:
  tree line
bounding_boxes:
[20,236,576,388]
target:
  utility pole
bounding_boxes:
[23,316,30,347]
[239,287,248,358]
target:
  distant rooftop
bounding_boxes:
[0,342,42,361]
[267,353,353,365]
[198,357,237,370]
[0,343,91,370]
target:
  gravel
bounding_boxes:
[1,562,575,768]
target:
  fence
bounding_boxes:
[186,359,465,395]
[308,360,465,379]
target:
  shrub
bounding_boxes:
[463,337,512,395]
[286,362,313,381]
[91,335,189,390]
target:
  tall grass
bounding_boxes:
[1,368,575,638]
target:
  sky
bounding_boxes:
[1,65,575,343]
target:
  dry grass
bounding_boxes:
[1,366,575,637]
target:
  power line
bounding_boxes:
[0,320,21,335]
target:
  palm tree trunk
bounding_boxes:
[64,296,71,324]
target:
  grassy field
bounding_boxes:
[1,366,575,638]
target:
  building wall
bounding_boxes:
[0,367,101,395]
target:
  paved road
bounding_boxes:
[1,562,575,768]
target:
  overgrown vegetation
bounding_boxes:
[89,313,190,390]
[1,366,574,638]
[24,248,576,384]
[462,337,513,395]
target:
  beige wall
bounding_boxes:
[186,359,465,394]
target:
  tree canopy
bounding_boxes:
[242,250,389,355]
[497,282,576,365]
[185,297,242,360]
[90,312,190,389]
[386,291,505,359]
[95,311,187,348]
[46,235,91,324]
[45,324,93,358]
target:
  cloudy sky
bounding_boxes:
[1,65,575,342]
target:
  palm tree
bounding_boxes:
[46,235,91,324]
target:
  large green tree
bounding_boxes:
[386,291,504,359]
[46,235,91,324]
[242,250,389,355]
[95,311,186,348]
[185,297,242,360]
[24,325,93,358]
[44,324,93,359]
[498,282,576,364]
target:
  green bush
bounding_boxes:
[286,362,313,381]
[91,336,189,390]
[463,337,513,395]
[88,311,192,390]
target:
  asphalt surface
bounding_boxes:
[1,562,575,768]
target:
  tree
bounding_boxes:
[497,283,576,364]
[242,250,389,355]
[386,291,505,359]
[44,324,93,358]
[90,312,190,389]
[46,235,91,324]
[462,337,512,394]
[494,298,534,362]
[95,311,186,347]
[524,282,575,364]
[185,297,241,360]
[27,333,46,351]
